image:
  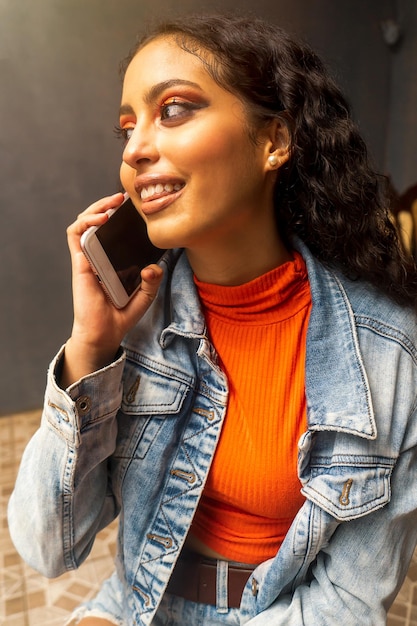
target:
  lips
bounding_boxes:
[133,177,185,215]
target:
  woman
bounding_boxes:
[8,13,417,626]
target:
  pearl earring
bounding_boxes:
[268,154,279,167]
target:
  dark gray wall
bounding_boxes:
[0,0,414,415]
[385,0,417,191]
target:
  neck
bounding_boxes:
[186,230,292,286]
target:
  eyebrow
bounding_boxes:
[119,79,204,117]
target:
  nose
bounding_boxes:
[122,122,159,169]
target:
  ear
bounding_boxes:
[264,118,291,172]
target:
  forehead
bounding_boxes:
[123,36,213,92]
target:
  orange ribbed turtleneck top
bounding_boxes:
[191,252,311,564]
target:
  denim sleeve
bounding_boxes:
[8,345,125,578]
[244,437,417,625]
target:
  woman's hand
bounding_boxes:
[61,193,163,387]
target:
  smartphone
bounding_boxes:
[80,195,164,308]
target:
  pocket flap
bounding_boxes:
[301,457,394,521]
[121,357,193,416]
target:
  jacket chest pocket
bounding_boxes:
[114,358,193,462]
[301,456,395,521]
[121,357,193,416]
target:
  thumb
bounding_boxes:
[131,264,164,314]
[140,264,164,296]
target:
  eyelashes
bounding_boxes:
[159,99,203,122]
[114,125,132,142]
[115,99,208,142]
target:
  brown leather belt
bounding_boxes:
[166,550,256,608]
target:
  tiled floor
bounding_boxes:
[1,411,417,625]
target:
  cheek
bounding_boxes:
[194,132,259,187]
[120,162,133,190]
[168,124,243,169]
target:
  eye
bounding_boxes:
[160,98,206,125]
[114,125,134,142]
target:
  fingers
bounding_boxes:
[68,192,125,237]
[63,194,164,378]
[76,192,125,220]
[66,193,126,262]
[66,193,164,324]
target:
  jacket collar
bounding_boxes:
[159,250,206,347]
[294,240,376,439]
[161,244,376,440]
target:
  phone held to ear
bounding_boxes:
[80,194,165,309]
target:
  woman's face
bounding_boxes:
[119,37,279,257]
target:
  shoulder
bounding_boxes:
[296,238,417,345]
[337,272,417,347]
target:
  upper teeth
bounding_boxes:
[140,183,182,200]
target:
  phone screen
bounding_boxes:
[96,198,162,296]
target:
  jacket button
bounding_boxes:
[251,577,259,597]
[76,395,91,414]
[339,478,353,506]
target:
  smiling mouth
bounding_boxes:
[140,182,184,201]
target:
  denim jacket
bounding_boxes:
[8,241,417,625]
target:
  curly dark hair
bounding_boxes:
[122,13,417,306]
